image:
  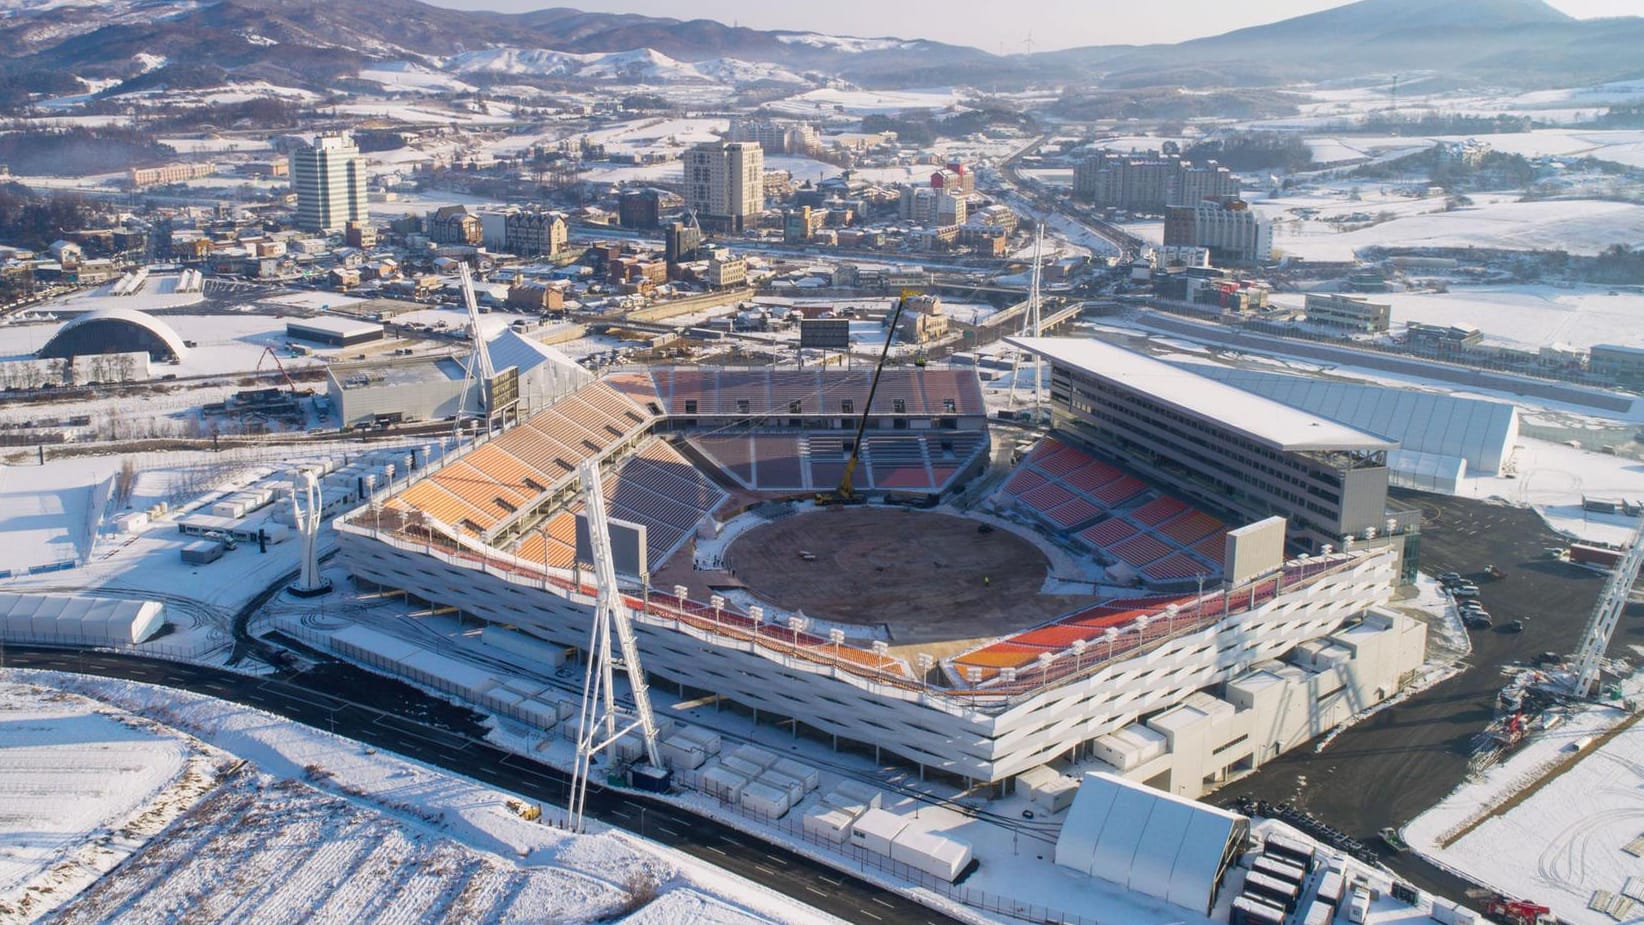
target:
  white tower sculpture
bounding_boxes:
[288,468,332,596]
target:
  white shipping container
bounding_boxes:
[674,726,722,755]
[1303,901,1333,925]
[738,780,792,819]
[770,758,820,793]
[801,804,857,843]
[700,764,749,802]
[830,779,883,809]
[730,744,779,770]
[890,827,973,883]
[660,739,707,771]
[721,755,765,778]
[756,769,805,806]
[848,808,907,856]
[113,511,150,533]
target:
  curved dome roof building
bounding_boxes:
[38,307,187,363]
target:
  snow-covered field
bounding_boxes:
[0,682,221,922]
[8,673,835,925]
[763,87,969,117]
[1262,196,1644,262]
[1406,686,1644,925]
[1388,286,1644,352]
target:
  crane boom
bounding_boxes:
[834,292,916,502]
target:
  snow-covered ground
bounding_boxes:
[1406,678,1644,925]
[1386,286,1644,353]
[0,681,221,922]
[7,672,837,925]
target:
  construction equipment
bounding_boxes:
[256,346,300,395]
[818,292,917,505]
[1572,515,1644,697]
[1469,891,1556,925]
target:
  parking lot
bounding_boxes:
[1231,491,1625,897]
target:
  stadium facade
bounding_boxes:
[334,365,1426,793]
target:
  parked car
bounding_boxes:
[1463,612,1493,630]
[1437,572,1463,585]
[1452,587,1481,600]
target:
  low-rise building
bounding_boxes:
[1304,292,1392,333]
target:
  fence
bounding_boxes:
[671,767,1100,925]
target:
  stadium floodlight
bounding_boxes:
[749,605,765,638]
[829,628,845,663]
[1070,638,1088,674]
[672,584,688,603]
[1036,651,1054,685]
[710,594,725,634]
[1164,604,1180,634]
[787,614,808,647]
[1103,626,1119,661]
[965,666,983,687]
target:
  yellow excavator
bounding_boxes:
[816,292,918,505]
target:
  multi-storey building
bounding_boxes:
[685,141,764,233]
[727,118,820,155]
[1163,200,1273,266]
[1304,292,1392,333]
[427,206,482,246]
[127,163,215,188]
[1012,336,1397,552]
[503,209,568,258]
[1073,150,1240,213]
[290,133,367,234]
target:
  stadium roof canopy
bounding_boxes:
[1009,337,1396,453]
[1172,362,1518,476]
[1054,771,1248,914]
[39,307,188,362]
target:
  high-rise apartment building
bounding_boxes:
[291,133,368,234]
[1073,150,1239,213]
[685,141,764,233]
[1163,200,1273,266]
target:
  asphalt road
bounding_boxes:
[1231,491,1622,902]
[4,648,958,925]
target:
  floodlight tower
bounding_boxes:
[453,262,497,441]
[287,468,332,597]
[1571,516,1644,698]
[567,460,663,832]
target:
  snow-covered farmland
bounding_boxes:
[16,672,836,925]
[1387,286,1644,352]
[0,683,222,922]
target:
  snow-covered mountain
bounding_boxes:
[444,47,808,87]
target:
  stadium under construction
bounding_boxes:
[336,347,1429,795]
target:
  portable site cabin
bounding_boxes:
[802,804,858,843]
[849,808,908,856]
[890,826,973,883]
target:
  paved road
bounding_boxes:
[1231,491,1620,901]
[5,648,959,925]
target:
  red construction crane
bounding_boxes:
[256,346,300,394]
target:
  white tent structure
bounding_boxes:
[0,592,166,646]
[1054,772,1248,915]
[1175,363,1519,483]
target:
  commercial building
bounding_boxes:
[684,141,764,233]
[286,316,385,347]
[618,189,662,229]
[1303,293,1392,333]
[1590,344,1644,382]
[728,118,820,155]
[1010,337,1396,552]
[1164,200,1273,266]
[428,206,482,246]
[498,209,568,258]
[705,251,747,289]
[291,133,367,234]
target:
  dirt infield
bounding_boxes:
[724,507,1077,645]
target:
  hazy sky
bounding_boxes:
[422,0,1642,51]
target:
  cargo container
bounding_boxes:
[181,539,226,565]
[1265,833,1316,872]
[630,764,672,794]
[771,758,820,793]
[700,764,749,803]
[828,779,884,810]
[673,725,722,756]
[1246,871,1300,911]
[1570,544,1623,568]
[730,744,779,769]
[660,736,708,771]
[1316,870,1345,906]
[721,754,765,778]
[1347,887,1370,924]
[848,808,907,856]
[1232,896,1288,925]
[890,826,973,883]
[757,769,806,806]
[1253,855,1307,886]
[802,805,857,843]
[739,780,792,819]
[1303,900,1334,925]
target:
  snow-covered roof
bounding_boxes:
[1054,772,1248,915]
[43,306,188,361]
[0,592,165,645]
[1008,337,1397,453]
